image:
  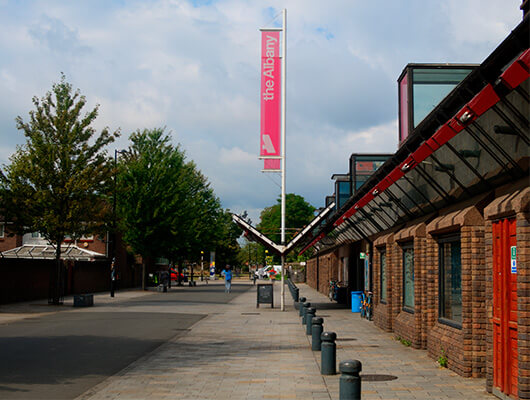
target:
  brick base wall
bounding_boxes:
[306,258,317,290]
[373,233,394,332]
[392,223,426,349]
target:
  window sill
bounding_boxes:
[402,306,414,314]
[438,317,462,330]
[380,299,387,304]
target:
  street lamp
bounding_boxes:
[112,149,125,271]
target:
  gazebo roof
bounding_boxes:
[1,244,106,261]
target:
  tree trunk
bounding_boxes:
[178,262,182,286]
[142,259,146,290]
[51,241,63,305]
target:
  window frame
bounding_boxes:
[0,223,4,238]
[401,242,415,313]
[437,233,463,329]
[379,248,387,304]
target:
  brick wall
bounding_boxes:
[0,226,22,252]
[517,208,530,399]
[392,223,427,349]
[306,250,340,296]
[306,257,317,290]
[373,233,394,332]
[426,218,485,378]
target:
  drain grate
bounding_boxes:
[335,338,357,341]
[361,374,398,382]
[278,322,298,325]
[241,312,260,315]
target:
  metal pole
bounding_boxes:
[280,8,286,312]
[113,149,118,261]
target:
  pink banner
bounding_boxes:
[260,31,281,170]
[264,159,280,170]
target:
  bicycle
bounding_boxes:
[360,291,373,320]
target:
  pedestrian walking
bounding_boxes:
[221,265,232,293]
[110,258,117,297]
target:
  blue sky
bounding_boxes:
[0,0,523,225]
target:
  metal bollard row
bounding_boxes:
[321,331,337,375]
[305,307,316,335]
[295,296,362,398]
[298,297,306,316]
[339,360,362,400]
[311,317,323,351]
[301,302,311,325]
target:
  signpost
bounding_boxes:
[260,9,287,311]
[257,283,274,308]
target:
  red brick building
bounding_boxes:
[302,10,529,399]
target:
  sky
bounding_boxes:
[0,0,524,225]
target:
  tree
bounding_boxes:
[257,193,315,244]
[117,128,185,288]
[1,75,118,304]
[116,128,226,288]
[256,193,315,262]
[214,209,242,270]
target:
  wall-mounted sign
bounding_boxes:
[511,246,517,274]
[359,252,366,259]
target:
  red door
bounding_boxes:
[493,218,518,397]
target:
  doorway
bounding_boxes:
[492,218,518,398]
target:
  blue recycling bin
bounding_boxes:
[351,291,362,313]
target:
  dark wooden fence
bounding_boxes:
[0,257,143,304]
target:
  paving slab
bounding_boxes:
[70,281,496,400]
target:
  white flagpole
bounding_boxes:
[280,8,286,311]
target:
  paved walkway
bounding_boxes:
[62,280,494,400]
[0,289,155,325]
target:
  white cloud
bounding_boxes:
[0,0,524,221]
[219,147,255,165]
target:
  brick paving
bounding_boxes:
[70,281,495,400]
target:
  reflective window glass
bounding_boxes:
[412,68,473,127]
[403,245,414,310]
[399,72,409,142]
[336,181,350,208]
[380,250,387,302]
[439,236,462,325]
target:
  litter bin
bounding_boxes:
[351,291,362,313]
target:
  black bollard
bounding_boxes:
[321,331,337,375]
[311,317,324,351]
[305,307,316,335]
[339,360,362,400]
[298,297,307,316]
[302,302,311,325]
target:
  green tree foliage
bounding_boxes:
[256,193,315,262]
[116,128,239,286]
[213,210,242,270]
[237,241,268,267]
[0,75,118,303]
[257,193,315,244]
